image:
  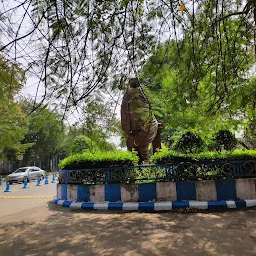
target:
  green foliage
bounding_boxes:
[140,40,244,148]
[243,78,256,147]
[59,150,139,170]
[58,98,119,156]
[2,0,256,122]
[69,135,96,154]
[21,100,66,164]
[151,148,256,164]
[4,143,34,161]
[80,99,120,150]
[140,5,255,148]
[212,130,237,151]
[2,0,256,158]
[174,131,205,154]
[0,57,28,159]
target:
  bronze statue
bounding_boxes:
[121,78,162,164]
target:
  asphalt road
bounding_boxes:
[0,179,256,256]
[0,176,56,217]
[0,176,56,195]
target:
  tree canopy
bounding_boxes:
[0,56,29,159]
[1,0,256,115]
[21,100,66,162]
[0,0,255,153]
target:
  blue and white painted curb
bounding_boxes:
[57,179,256,203]
[53,198,256,211]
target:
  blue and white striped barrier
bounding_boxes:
[57,178,256,202]
[53,198,256,211]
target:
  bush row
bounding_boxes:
[59,148,256,170]
[150,148,256,164]
[173,130,237,154]
[59,150,138,170]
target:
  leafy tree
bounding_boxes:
[140,8,254,146]
[0,0,255,109]
[1,0,256,143]
[79,97,119,151]
[174,131,205,154]
[212,130,237,151]
[69,135,100,154]
[243,77,256,147]
[55,97,118,156]
[56,126,83,156]
[20,100,66,168]
[69,134,116,154]
[0,56,29,159]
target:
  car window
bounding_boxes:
[30,169,38,172]
[13,168,27,173]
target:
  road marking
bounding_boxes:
[0,196,54,199]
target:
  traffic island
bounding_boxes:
[53,163,256,211]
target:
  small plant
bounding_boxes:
[174,131,205,154]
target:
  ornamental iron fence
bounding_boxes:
[58,160,256,184]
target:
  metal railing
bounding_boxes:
[58,160,256,184]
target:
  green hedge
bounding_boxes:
[59,150,138,170]
[151,148,256,164]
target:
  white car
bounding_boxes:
[8,166,45,184]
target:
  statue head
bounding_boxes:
[129,77,140,88]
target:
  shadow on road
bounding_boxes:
[0,200,255,256]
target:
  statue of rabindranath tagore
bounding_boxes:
[121,78,162,164]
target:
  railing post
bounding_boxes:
[165,165,171,181]
[109,168,113,183]
[233,161,237,177]
[238,161,243,177]
[233,161,242,177]
[104,169,109,183]
[171,165,175,180]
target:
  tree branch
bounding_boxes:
[215,11,248,23]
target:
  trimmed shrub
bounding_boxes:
[151,148,256,164]
[59,150,138,170]
[212,130,237,151]
[174,131,205,154]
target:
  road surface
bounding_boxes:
[0,178,255,256]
